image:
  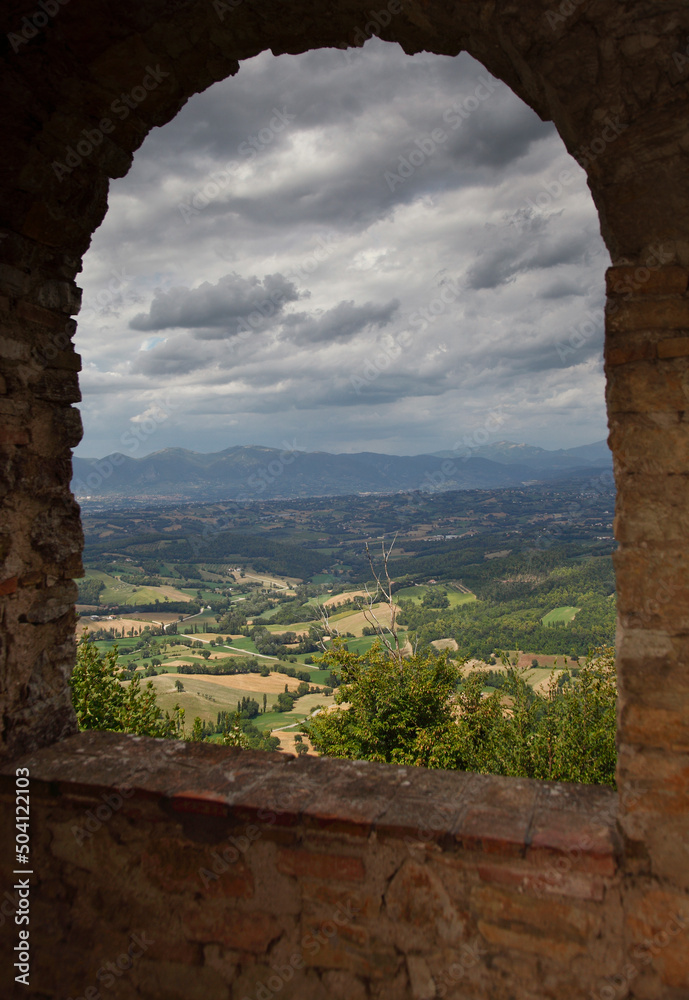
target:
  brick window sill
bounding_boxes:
[2,730,619,898]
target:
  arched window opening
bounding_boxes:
[74,41,615,778]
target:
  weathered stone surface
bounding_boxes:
[0,733,624,997]
[385,859,468,950]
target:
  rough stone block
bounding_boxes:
[183,905,285,952]
[624,888,689,989]
[133,958,230,1000]
[606,356,689,411]
[619,699,689,753]
[16,299,64,329]
[613,473,689,544]
[609,412,689,475]
[385,859,467,949]
[606,297,689,333]
[657,336,689,358]
[141,836,254,898]
[527,806,618,877]
[477,920,585,962]
[606,265,689,297]
[471,884,600,940]
[0,575,18,595]
[455,806,530,857]
[476,859,607,902]
[614,548,689,633]
[277,846,365,882]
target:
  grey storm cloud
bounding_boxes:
[281,298,400,345]
[129,272,301,332]
[466,227,594,290]
[74,40,611,458]
[132,335,216,377]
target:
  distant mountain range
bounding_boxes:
[432,439,611,468]
[72,440,612,504]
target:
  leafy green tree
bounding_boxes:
[221,712,250,748]
[304,639,462,764]
[527,649,616,785]
[70,635,183,738]
[189,716,207,742]
[273,691,296,713]
[421,589,450,609]
[304,640,616,786]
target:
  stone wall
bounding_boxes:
[0,733,624,1000]
[1,1,689,996]
[606,263,689,999]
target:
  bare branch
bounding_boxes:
[360,534,403,664]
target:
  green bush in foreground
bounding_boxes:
[70,634,184,738]
[303,640,616,786]
[71,634,281,749]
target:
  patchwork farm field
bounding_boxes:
[147,673,334,731]
[542,606,580,625]
[173,672,304,694]
[395,584,476,607]
[76,482,617,758]
[80,570,192,605]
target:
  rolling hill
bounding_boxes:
[72,441,612,503]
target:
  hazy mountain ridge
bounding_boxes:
[431,439,611,468]
[72,440,611,502]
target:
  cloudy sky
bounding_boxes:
[75,40,609,460]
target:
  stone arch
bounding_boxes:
[2,2,689,996]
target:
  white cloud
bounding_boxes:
[74,40,609,458]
